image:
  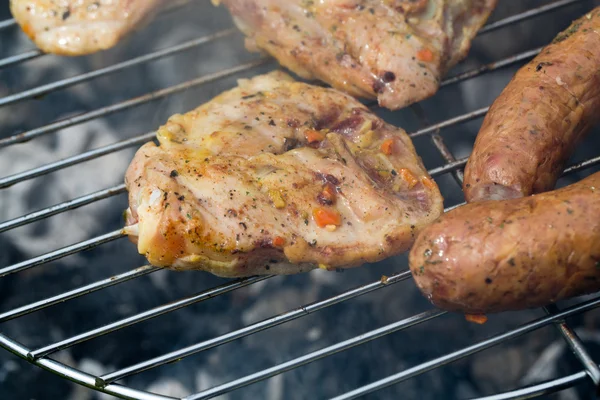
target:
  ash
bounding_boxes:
[1,1,600,399]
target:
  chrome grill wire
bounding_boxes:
[0,1,599,399]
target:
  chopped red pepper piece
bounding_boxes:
[305,129,326,143]
[313,208,342,228]
[416,48,434,62]
[381,138,394,155]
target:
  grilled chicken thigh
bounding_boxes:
[10,0,163,56]
[124,71,443,277]
[213,0,497,110]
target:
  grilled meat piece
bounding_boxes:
[410,171,600,314]
[213,0,497,110]
[123,71,443,277]
[463,7,600,202]
[10,0,163,56]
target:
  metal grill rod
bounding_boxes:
[409,102,464,186]
[0,184,126,233]
[428,158,467,178]
[0,334,176,400]
[427,151,600,179]
[0,29,236,109]
[478,370,588,400]
[431,133,463,185]
[563,155,600,175]
[330,296,600,400]
[544,304,600,386]
[0,48,502,148]
[184,309,446,400]
[0,132,155,189]
[477,0,587,35]
[410,107,488,138]
[96,271,412,385]
[0,265,159,323]
[0,45,532,153]
[29,274,270,360]
[0,230,124,278]
[0,58,270,148]
[0,50,42,70]
[0,18,15,30]
[439,47,540,88]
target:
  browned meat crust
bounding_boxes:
[409,172,600,314]
[463,7,600,202]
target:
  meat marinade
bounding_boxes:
[213,0,497,110]
[463,7,600,202]
[10,0,163,56]
[409,171,600,314]
[124,71,443,277]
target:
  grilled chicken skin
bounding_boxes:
[213,0,497,110]
[10,0,163,56]
[124,71,444,277]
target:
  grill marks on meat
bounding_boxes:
[123,71,443,277]
[213,0,497,110]
[463,7,600,202]
[10,0,163,55]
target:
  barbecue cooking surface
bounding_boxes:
[1,1,600,399]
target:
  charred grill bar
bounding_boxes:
[0,1,599,399]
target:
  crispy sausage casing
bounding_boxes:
[410,172,600,314]
[463,8,600,202]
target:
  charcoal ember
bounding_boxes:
[0,238,76,398]
[471,347,525,393]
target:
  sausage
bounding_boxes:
[462,8,600,202]
[409,171,600,314]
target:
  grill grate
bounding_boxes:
[1,1,600,399]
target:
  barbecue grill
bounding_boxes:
[1,1,600,399]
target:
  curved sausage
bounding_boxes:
[463,8,600,202]
[409,171,600,314]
